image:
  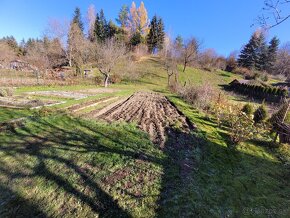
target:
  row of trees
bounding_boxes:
[0,2,167,87]
[229,82,288,102]
[68,2,165,53]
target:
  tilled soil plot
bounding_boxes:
[97,92,195,147]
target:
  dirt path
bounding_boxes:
[97,92,194,147]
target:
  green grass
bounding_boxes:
[0,57,289,217]
[167,95,290,217]
[0,108,32,123]
[0,114,165,217]
[178,65,241,88]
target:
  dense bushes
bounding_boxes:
[229,82,288,102]
[178,83,217,110]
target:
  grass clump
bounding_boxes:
[241,103,254,116]
[254,104,268,123]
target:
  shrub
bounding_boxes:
[282,89,288,97]
[241,103,253,116]
[180,83,217,110]
[233,67,251,75]
[94,75,103,85]
[253,104,268,123]
[0,87,14,97]
[110,74,122,84]
[261,73,269,82]
[228,110,256,144]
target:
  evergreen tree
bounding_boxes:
[130,31,142,47]
[116,5,129,29]
[256,32,268,71]
[147,15,165,53]
[73,7,84,32]
[107,20,118,39]
[156,18,165,51]
[267,36,280,72]
[238,31,261,69]
[175,35,183,48]
[94,9,108,42]
[147,15,158,53]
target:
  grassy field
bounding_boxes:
[0,57,289,217]
[177,65,241,88]
[0,108,32,123]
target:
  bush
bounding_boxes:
[233,67,251,75]
[180,83,217,110]
[94,75,103,85]
[253,104,268,123]
[261,73,269,82]
[241,103,253,116]
[0,87,14,97]
[228,110,256,144]
[110,74,122,84]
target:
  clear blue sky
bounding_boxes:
[0,0,289,56]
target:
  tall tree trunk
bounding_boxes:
[104,74,109,87]
[167,74,171,86]
[175,71,179,83]
[183,61,187,72]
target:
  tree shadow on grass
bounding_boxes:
[0,117,153,217]
[0,115,289,217]
[156,126,290,217]
[0,184,47,218]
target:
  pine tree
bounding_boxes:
[147,15,158,53]
[116,5,129,29]
[175,35,183,48]
[130,31,142,47]
[256,32,268,71]
[94,9,108,42]
[157,17,165,51]
[107,20,118,39]
[267,36,280,73]
[73,7,84,32]
[238,31,261,69]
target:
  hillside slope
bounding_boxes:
[0,57,289,217]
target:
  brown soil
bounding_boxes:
[97,92,195,147]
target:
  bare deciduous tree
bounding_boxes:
[182,37,201,72]
[164,39,180,85]
[68,22,85,71]
[273,43,290,79]
[94,38,127,87]
[0,41,17,67]
[44,38,67,68]
[45,18,69,48]
[87,4,96,42]
[258,0,290,28]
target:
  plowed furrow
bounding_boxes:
[96,92,194,147]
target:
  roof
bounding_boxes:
[229,79,250,85]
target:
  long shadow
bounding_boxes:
[1,114,289,217]
[0,184,46,218]
[0,118,137,217]
[156,126,289,217]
